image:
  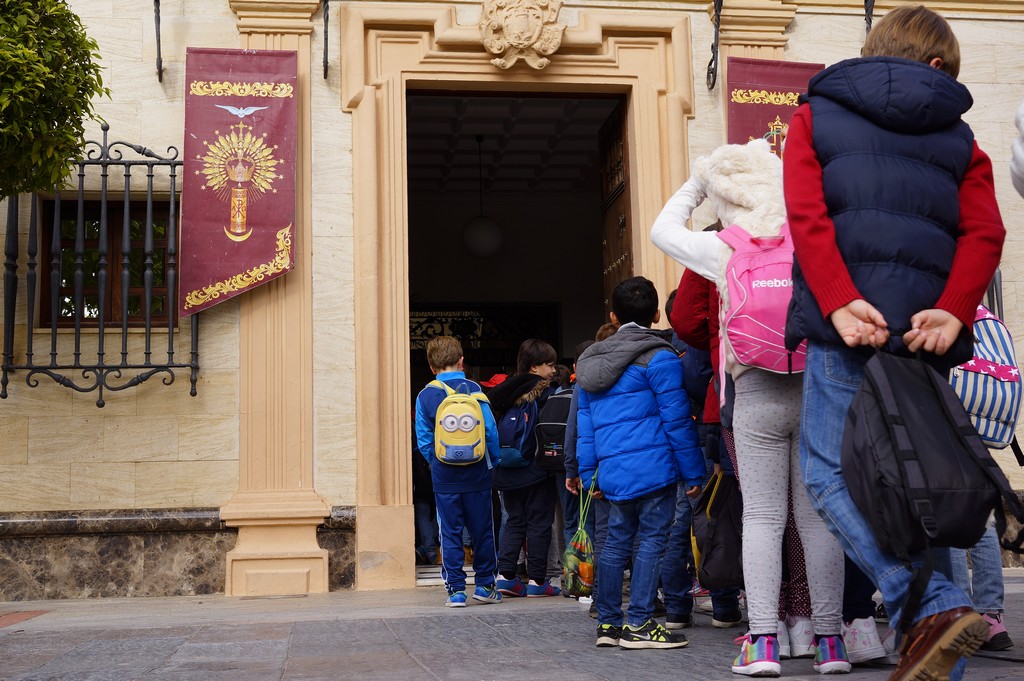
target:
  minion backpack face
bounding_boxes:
[431,380,489,465]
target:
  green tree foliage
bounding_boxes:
[0,0,109,198]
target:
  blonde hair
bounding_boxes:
[862,5,960,78]
[426,335,462,371]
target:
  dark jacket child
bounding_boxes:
[783,7,1005,679]
[490,339,562,598]
[576,276,705,650]
[414,335,502,607]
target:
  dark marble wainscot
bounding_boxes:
[0,509,236,600]
[318,506,356,591]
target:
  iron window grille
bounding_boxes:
[2,124,199,407]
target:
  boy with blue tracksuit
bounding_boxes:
[576,276,706,650]
[415,335,503,607]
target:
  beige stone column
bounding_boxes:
[220,0,330,597]
[710,0,798,91]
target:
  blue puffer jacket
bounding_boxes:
[785,56,975,370]
[575,324,704,502]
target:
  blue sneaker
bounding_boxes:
[813,635,851,674]
[472,584,502,604]
[445,591,467,608]
[527,579,561,597]
[496,577,527,597]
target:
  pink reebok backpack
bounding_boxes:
[717,222,807,374]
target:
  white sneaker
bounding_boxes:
[841,617,885,664]
[879,627,900,665]
[786,615,816,658]
[699,599,714,612]
[777,619,792,659]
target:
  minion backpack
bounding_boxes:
[430,380,490,466]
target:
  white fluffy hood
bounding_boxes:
[691,139,787,291]
[694,138,786,240]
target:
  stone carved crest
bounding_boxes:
[479,0,566,70]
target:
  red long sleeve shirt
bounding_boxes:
[783,104,1005,328]
[670,269,721,425]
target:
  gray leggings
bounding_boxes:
[733,369,844,635]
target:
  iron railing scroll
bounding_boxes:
[1,123,200,407]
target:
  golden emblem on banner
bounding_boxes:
[189,80,294,98]
[195,122,281,242]
[731,89,800,106]
[748,115,787,156]
[183,226,292,309]
[480,0,565,70]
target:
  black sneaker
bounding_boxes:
[618,619,689,649]
[589,602,598,619]
[875,602,889,623]
[665,613,692,630]
[653,597,667,617]
[596,623,623,647]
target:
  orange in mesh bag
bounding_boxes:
[562,475,596,597]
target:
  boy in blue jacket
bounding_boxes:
[576,276,706,649]
[415,335,502,607]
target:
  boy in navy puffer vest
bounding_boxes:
[576,276,705,650]
[783,6,1005,680]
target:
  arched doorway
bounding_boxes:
[340,4,696,589]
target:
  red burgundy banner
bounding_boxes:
[726,56,824,157]
[179,47,297,318]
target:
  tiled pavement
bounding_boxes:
[3,572,1024,680]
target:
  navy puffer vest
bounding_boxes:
[785,57,975,370]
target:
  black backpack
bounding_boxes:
[690,471,743,590]
[841,351,1024,633]
[534,386,574,472]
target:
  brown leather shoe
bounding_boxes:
[889,606,988,681]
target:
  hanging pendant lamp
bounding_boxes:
[462,135,503,258]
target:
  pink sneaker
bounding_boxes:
[981,612,1014,651]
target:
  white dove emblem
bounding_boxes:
[215,104,269,118]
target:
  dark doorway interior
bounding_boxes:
[406,92,624,391]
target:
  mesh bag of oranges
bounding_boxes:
[562,475,597,597]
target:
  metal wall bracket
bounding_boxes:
[154,0,164,82]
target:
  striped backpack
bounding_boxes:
[949,305,1022,452]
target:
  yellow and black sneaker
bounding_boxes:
[596,623,623,648]
[618,619,689,649]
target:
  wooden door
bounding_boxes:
[598,101,631,317]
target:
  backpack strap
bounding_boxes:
[1011,437,1024,468]
[922,363,1024,555]
[867,355,939,542]
[716,222,790,252]
[867,355,939,634]
[429,379,453,395]
[430,379,490,404]
[716,224,754,251]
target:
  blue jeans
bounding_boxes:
[951,523,1005,614]
[596,485,675,628]
[559,472,579,548]
[799,342,970,627]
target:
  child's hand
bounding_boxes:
[903,309,963,356]
[565,476,581,495]
[684,485,702,499]
[590,488,604,500]
[829,299,889,348]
